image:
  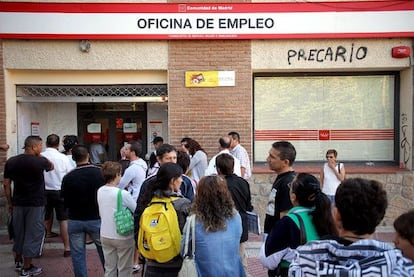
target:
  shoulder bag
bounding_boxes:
[178,214,198,277]
[114,189,134,235]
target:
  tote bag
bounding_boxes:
[114,189,134,235]
[178,214,198,277]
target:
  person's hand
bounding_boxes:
[328,160,336,169]
[0,144,10,151]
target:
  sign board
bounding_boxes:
[0,1,413,40]
[185,71,235,87]
[31,122,40,136]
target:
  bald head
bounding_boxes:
[219,136,231,150]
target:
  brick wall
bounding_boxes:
[0,39,6,167]
[0,39,6,170]
[168,39,252,158]
[251,172,414,230]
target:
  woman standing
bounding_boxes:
[260,173,337,277]
[97,161,136,277]
[185,139,208,183]
[138,162,191,277]
[182,175,246,277]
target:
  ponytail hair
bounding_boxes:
[290,173,337,237]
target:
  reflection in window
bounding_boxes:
[254,74,396,162]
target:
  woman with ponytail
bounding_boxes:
[260,173,337,277]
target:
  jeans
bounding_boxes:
[68,219,105,277]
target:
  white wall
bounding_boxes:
[17,103,77,152]
[146,102,168,155]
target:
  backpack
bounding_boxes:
[138,196,181,263]
[289,239,414,277]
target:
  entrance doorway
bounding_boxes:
[78,103,147,162]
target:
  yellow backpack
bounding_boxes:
[138,196,181,263]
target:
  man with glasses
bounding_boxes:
[320,149,345,204]
[264,141,297,238]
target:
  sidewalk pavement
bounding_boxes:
[0,228,394,277]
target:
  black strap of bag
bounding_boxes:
[292,213,306,245]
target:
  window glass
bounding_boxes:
[254,74,395,162]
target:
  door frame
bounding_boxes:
[78,105,147,161]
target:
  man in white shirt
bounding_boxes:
[118,141,147,202]
[41,134,73,257]
[228,131,252,179]
[118,140,147,273]
[205,136,242,177]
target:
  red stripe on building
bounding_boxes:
[1,32,413,40]
[0,1,413,13]
[255,129,394,141]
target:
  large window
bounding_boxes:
[254,73,398,163]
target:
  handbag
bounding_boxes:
[178,214,198,277]
[114,189,134,235]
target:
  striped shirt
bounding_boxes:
[289,238,414,276]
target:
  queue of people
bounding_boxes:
[2,133,414,277]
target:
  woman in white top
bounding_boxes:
[186,139,208,183]
[320,149,345,203]
[98,161,137,277]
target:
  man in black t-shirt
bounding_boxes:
[61,144,105,277]
[264,141,297,234]
[263,141,297,277]
[4,136,54,276]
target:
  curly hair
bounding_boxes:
[291,173,337,237]
[192,175,235,232]
[394,209,414,246]
[335,178,388,235]
[63,135,78,153]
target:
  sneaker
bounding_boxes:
[15,260,22,272]
[132,264,141,273]
[20,265,42,277]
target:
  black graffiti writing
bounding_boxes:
[400,113,411,165]
[287,44,368,65]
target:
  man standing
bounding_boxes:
[118,141,147,202]
[134,144,179,234]
[118,140,147,273]
[146,136,163,177]
[228,131,251,179]
[205,136,242,177]
[89,138,107,165]
[3,136,54,276]
[41,134,73,257]
[264,141,296,235]
[61,144,105,277]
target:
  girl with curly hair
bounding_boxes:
[181,175,246,277]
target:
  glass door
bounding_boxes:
[78,103,147,162]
